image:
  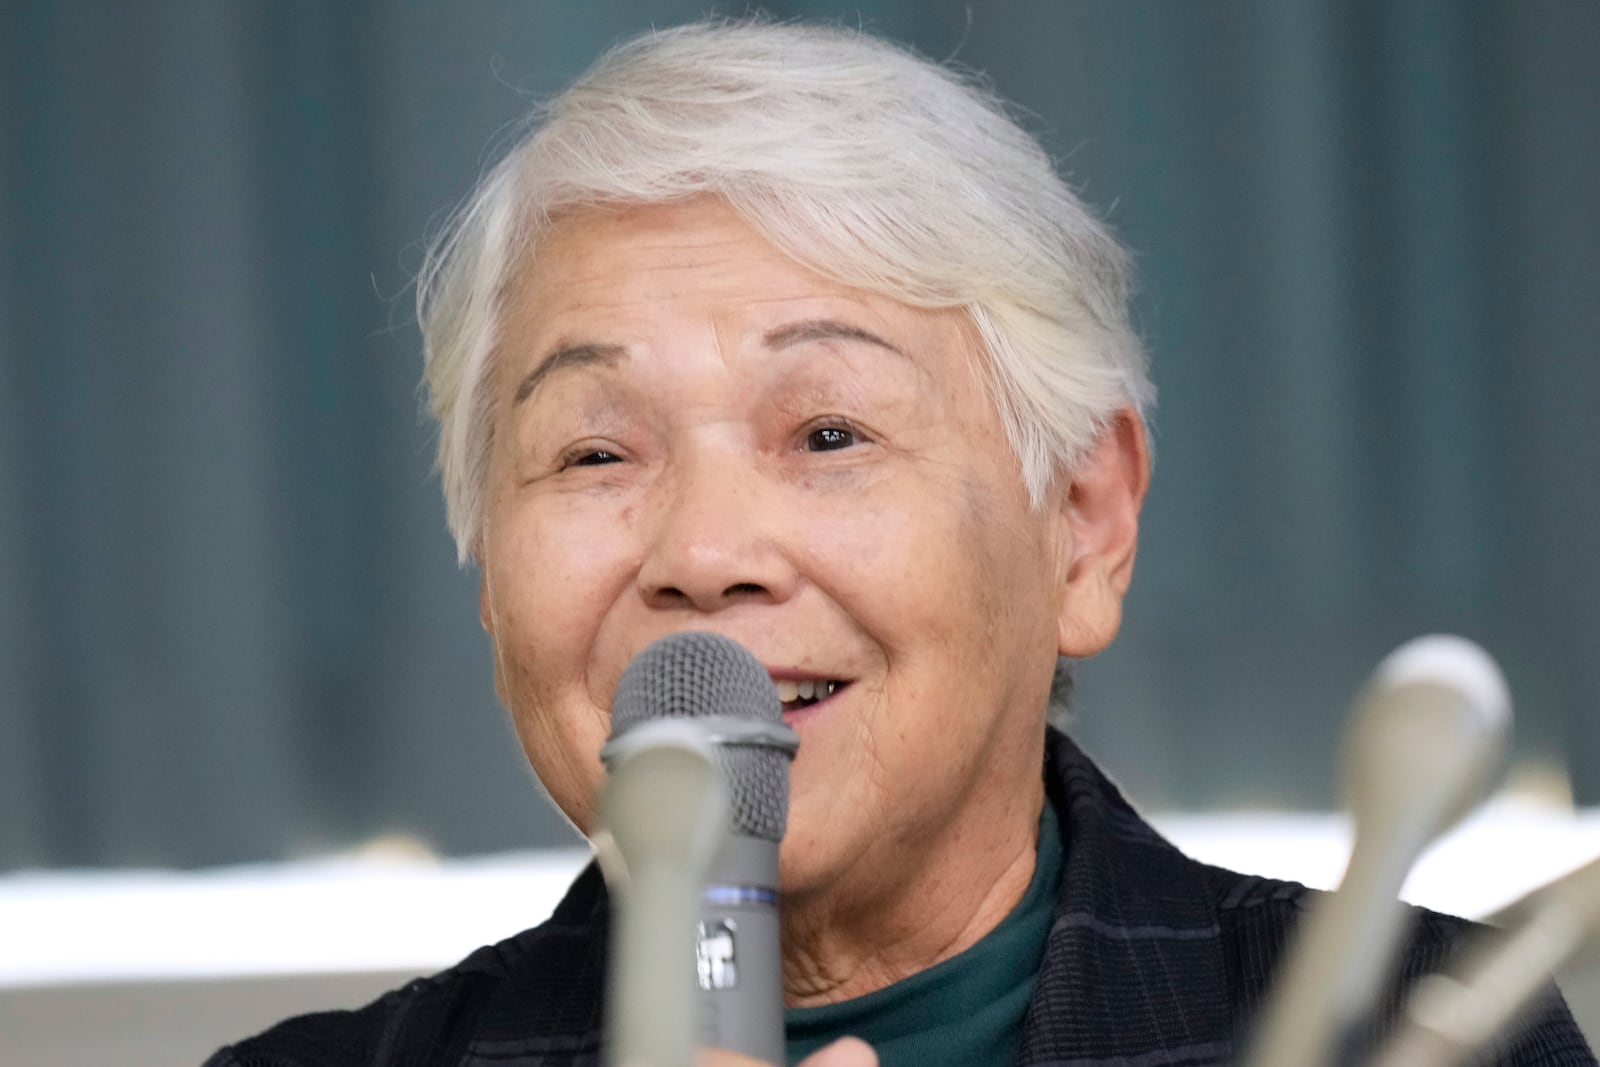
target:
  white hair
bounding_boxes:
[418,18,1153,564]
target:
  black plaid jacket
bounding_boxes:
[208,729,1595,1066]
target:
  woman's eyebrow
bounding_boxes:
[514,321,906,407]
[763,318,908,361]
[513,343,628,406]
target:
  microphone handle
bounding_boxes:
[598,730,729,1067]
[612,855,703,1067]
[1367,854,1600,1067]
[1242,839,1418,1067]
[697,833,784,1063]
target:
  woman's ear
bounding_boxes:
[1054,409,1150,658]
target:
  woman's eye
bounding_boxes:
[805,425,858,452]
[566,448,621,468]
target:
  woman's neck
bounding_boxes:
[778,780,1046,1008]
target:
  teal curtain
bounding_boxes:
[2,1,1596,869]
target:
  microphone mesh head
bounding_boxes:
[612,632,790,842]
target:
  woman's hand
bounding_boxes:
[699,1037,878,1067]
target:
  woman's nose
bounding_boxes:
[636,456,800,613]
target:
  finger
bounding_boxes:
[799,1037,879,1067]
[698,1036,878,1067]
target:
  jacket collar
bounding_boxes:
[1020,727,1235,1065]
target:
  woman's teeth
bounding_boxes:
[775,679,840,704]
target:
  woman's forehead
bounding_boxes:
[502,199,979,377]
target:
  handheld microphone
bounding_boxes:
[599,632,799,1067]
[1241,635,1512,1067]
[596,716,728,1067]
[1368,853,1600,1067]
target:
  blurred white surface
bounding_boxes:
[1157,797,1600,922]
[2,802,1596,988]
[0,847,592,987]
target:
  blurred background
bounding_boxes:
[3,2,1599,1062]
[2,0,1597,891]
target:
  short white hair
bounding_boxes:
[418,18,1154,564]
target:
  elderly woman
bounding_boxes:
[210,19,1591,1067]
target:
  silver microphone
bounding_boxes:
[1241,635,1512,1067]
